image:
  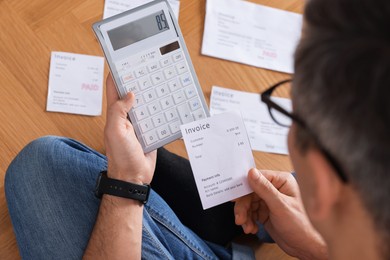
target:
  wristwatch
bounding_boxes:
[95,171,150,204]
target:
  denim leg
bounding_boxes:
[5,136,107,259]
[142,190,232,259]
[5,136,232,259]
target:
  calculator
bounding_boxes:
[93,0,209,153]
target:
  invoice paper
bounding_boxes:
[210,86,291,155]
[202,0,302,73]
[181,111,254,210]
[103,0,180,19]
[46,52,104,116]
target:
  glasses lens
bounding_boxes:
[269,81,293,127]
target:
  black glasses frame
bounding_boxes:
[261,79,349,183]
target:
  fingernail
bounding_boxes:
[242,224,246,230]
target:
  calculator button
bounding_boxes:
[172,90,186,104]
[147,62,159,73]
[147,101,161,115]
[168,79,181,92]
[134,95,144,108]
[139,77,152,90]
[163,66,176,80]
[152,114,166,127]
[151,72,164,85]
[175,62,187,75]
[144,131,158,146]
[184,85,197,99]
[143,89,157,103]
[177,103,194,124]
[188,98,201,111]
[125,82,139,93]
[139,118,153,133]
[121,72,135,84]
[134,67,147,78]
[155,83,170,97]
[164,108,179,122]
[160,96,174,110]
[134,106,149,121]
[172,52,184,62]
[193,109,206,120]
[169,120,181,134]
[180,74,192,86]
[156,125,170,139]
[160,57,172,67]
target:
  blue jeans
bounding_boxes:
[5,136,255,259]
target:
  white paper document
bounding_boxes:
[210,86,291,155]
[181,111,255,210]
[46,52,104,116]
[103,0,180,19]
[202,0,302,73]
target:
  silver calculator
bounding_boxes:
[93,0,209,153]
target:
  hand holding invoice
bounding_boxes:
[181,112,255,209]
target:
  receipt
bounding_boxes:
[210,86,291,155]
[202,0,302,73]
[181,112,254,210]
[103,0,180,19]
[46,52,104,116]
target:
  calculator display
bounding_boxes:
[108,10,169,51]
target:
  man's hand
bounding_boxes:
[85,74,156,259]
[234,169,327,260]
[104,74,156,184]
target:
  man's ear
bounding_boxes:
[304,148,343,222]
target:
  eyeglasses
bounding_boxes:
[261,79,349,183]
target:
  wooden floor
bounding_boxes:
[0,0,302,258]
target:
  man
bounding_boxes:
[5,0,390,259]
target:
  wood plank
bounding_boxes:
[0,2,52,108]
[35,13,102,56]
[7,0,85,31]
[0,189,20,260]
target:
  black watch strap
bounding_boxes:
[95,171,150,204]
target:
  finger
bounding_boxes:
[234,195,252,225]
[245,200,260,234]
[243,205,259,235]
[120,92,135,114]
[248,168,283,211]
[108,92,135,119]
[234,194,261,234]
[106,73,120,108]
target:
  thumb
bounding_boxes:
[121,92,135,112]
[106,92,135,122]
[118,92,135,115]
[248,168,282,211]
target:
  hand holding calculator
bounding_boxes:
[93,0,209,153]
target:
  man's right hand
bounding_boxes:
[234,169,328,260]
